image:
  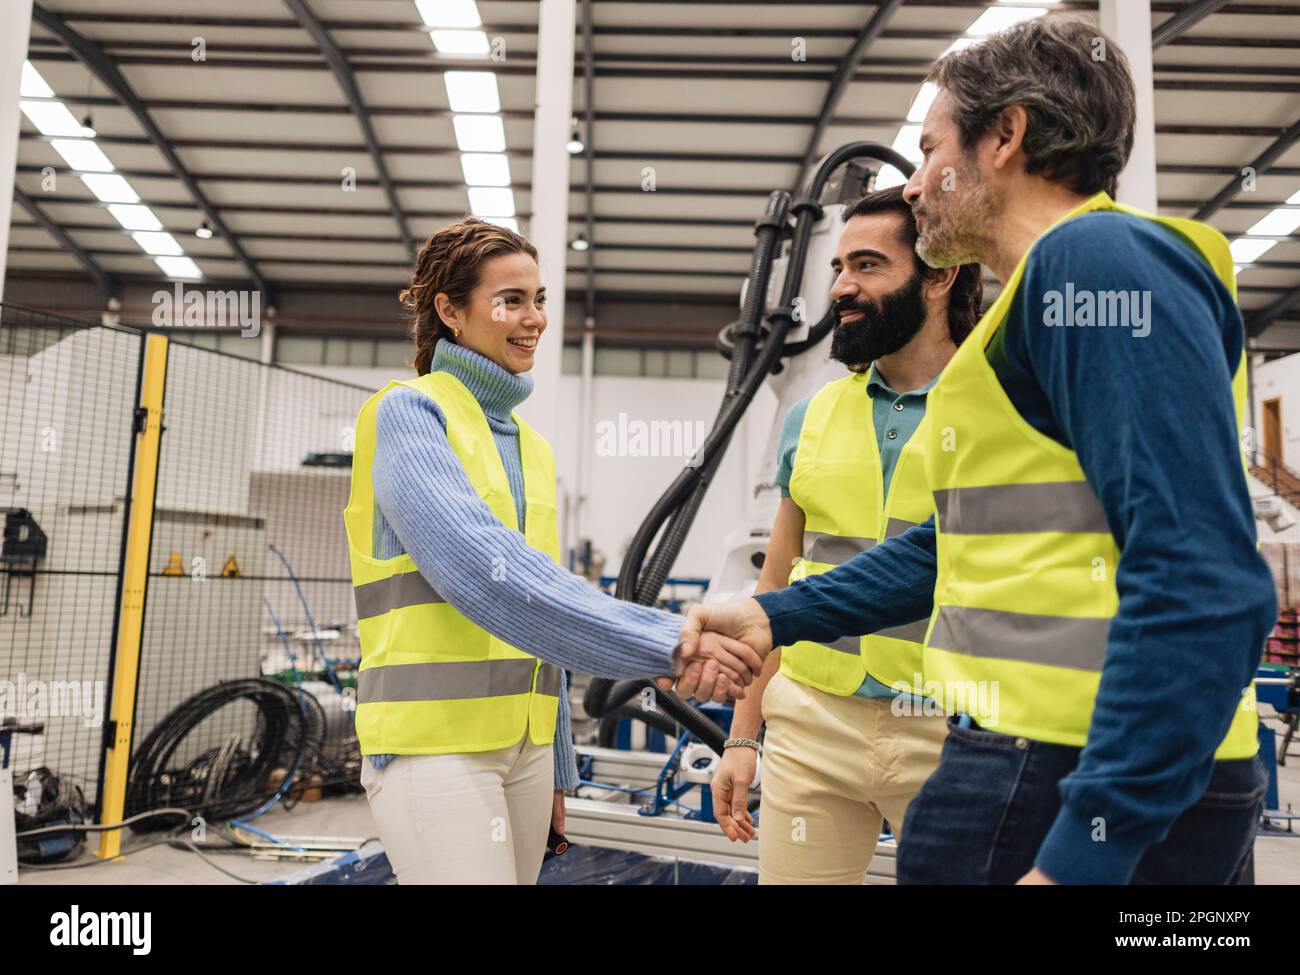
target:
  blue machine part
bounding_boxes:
[1255,666,1300,834]
[601,700,740,824]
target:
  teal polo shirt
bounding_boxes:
[774,363,938,699]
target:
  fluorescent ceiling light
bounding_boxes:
[445,71,500,113]
[20,100,87,137]
[452,114,506,152]
[1246,208,1300,239]
[1288,189,1300,205]
[906,82,939,123]
[1229,237,1276,266]
[109,204,163,231]
[153,256,203,279]
[415,0,481,28]
[80,173,140,203]
[460,152,511,186]
[21,61,54,98]
[484,217,519,232]
[941,36,979,57]
[132,230,184,256]
[468,186,516,217]
[967,7,1047,35]
[891,124,923,163]
[431,30,490,55]
[50,138,115,172]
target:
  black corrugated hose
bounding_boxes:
[583,143,917,756]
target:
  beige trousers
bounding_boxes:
[757,670,947,885]
[360,735,554,885]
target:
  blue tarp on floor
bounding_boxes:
[272,841,756,885]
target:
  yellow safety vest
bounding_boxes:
[343,369,562,755]
[782,371,937,695]
[921,191,1259,757]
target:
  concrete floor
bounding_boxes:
[20,715,1300,885]
[1249,710,1300,884]
[18,788,379,885]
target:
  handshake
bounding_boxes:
[654,598,776,703]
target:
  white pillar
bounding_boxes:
[1100,0,1158,211]
[0,7,31,877]
[0,0,35,302]
[521,0,576,443]
[573,322,595,558]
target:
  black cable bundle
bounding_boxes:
[125,678,326,831]
[13,767,87,863]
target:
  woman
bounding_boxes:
[344,218,758,885]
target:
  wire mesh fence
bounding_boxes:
[130,334,372,820]
[0,303,138,811]
[1,303,374,826]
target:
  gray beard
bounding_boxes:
[915,181,1000,269]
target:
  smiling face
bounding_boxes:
[903,89,1002,269]
[434,250,547,374]
[828,210,929,366]
[830,209,917,323]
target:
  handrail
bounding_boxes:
[1249,445,1300,506]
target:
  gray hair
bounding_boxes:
[927,15,1135,197]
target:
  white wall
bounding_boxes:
[554,374,777,581]
[1253,352,1300,468]
[309,362,779,580]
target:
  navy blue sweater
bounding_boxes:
[755,212,1276,884]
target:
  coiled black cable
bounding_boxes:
[125,678,326,831]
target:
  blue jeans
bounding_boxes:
[897,715,1267,885]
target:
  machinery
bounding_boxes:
[565,143,914,882]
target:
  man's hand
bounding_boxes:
[713,748,758,843]
[1016,867,1057,885]
[680,598,774,661]
[656,631,763,702]
[552,790,565,835]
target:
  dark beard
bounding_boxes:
[829,274,926,368]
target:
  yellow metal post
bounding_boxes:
[97,332,168,859]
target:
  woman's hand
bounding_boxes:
[552,790,565,835]
[713,747,758,842]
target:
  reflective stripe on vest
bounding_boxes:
[781,371,937,695]
[342,369,562,755]
[353,570,445,619]
[933,482,1109,535]
[921,191,1259,757]
[358,660,564,704]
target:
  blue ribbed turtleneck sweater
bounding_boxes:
[367,340,682,789]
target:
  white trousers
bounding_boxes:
[360,735,555,885]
